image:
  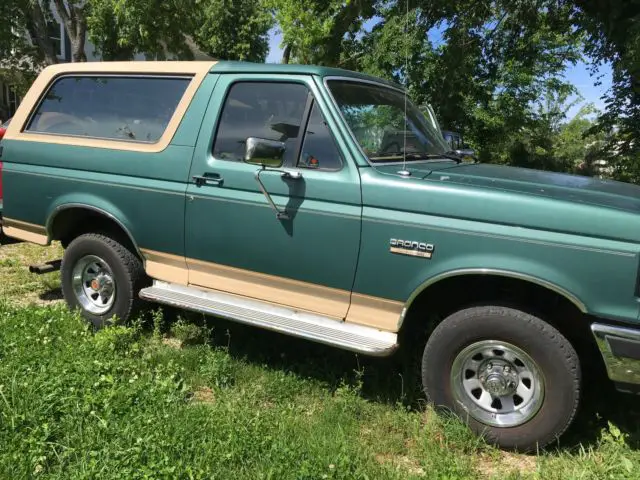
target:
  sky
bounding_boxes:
[264,25,612,122]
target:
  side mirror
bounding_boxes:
[244,137,286,168]
[455,148,477,162]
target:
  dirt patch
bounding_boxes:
[191,387,216,404]
[162,337,184,349]
[475,451,537,479]
[375,453,426,476]
[0,242,64,306]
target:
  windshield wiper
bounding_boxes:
[420,151,463,163]
[369,151,463,163]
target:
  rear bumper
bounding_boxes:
[591,323,640,393]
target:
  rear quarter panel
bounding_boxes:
[1,66,219,258]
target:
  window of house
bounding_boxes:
[298,102,343,170]
[2,84,19,118]
[212,82,310,165]
[47,21,63,57]
[26,76,191,142]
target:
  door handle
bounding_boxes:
[193,173,224,187]
[281,171,303,180]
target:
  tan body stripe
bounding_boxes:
[347,293,405,331]
[187,257,351,319]
[141,249,189,285]
[3,61,216,153]
[141,249,404,332]
[2,218,49,245]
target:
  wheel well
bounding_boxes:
[49,207,139,257]
[399,274,606,378]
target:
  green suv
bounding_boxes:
[1,60,639,452]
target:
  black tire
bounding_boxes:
[61,233,147,329]
[422,305,580,452]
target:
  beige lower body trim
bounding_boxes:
[346,293,405,331]
[140,249,404,331]
[2,218,49,245]
[187,257,350,319]
[141,249,188,285]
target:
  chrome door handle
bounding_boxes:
[193,173,224,187]
[281,171,303,180]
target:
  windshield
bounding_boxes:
[327,80,450,163]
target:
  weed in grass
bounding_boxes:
[170,316,211,346]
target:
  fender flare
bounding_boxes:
[46,203,143,259]
[399,268,588,327]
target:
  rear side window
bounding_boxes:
[26,76,191,143]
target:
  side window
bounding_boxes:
[298,103,343,171]
[212,82,309,164]
[26,76,191,142]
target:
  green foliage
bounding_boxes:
[578,0,640,159]
[87,0,193,60]
[192,0,273,61]
[170,316,211,345]
[267,0,376,65]
[0,0,47,102]
[87,0,272,61]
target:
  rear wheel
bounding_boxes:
[61,233,146,329]
[422,305,580,452]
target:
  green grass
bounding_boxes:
[1,243,639,479]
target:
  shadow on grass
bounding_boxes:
[39,287,63,302]
[161,308,640,453]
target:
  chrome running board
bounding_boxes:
[140,281,398,356]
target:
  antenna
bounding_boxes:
[398,0,411,177]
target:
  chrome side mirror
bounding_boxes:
[244,137,286,168]
[455,148,477,162]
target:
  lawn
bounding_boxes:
[0,242,639,479]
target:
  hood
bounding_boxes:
[374,161,640,215]
[367,161,640,244]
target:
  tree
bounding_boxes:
[193,0,273,61]
[87,0,198,60]
[576,0,640,155]
[87,0,273,61]
[0,0,49,105]
[347,1,583,163]
[266,0,376,65]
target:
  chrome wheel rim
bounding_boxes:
[450,340,544,427]
[71,255,116,315]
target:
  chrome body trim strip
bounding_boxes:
[591,323,640,389]
[140,281,398,356]
[399,268,588,326]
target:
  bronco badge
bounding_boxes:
[389,239,435,259]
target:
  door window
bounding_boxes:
[212,82,309,165]
[298,102,343,171]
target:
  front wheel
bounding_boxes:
[61,233,147,329]
[422,305,581,452]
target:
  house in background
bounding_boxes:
[0,3,213,122]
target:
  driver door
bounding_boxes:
[184,74,363,319]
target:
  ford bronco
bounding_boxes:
[1,61,639,452]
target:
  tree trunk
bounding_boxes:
[281,44,292,64]
[52,0,88,62]
[71,23,87,62]
[24,2,58,65]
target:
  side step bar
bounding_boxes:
[140,281,398,356]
